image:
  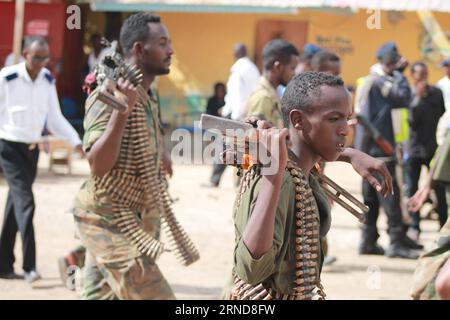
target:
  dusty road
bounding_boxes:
[0,153,441,299]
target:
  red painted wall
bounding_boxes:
[0,1,86,104]
[0,1,65,68]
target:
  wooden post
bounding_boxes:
[13,0,25,64]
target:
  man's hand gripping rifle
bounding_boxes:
[92,39,143,112]
[200,114,368,222]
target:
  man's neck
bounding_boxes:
[25,64,39,81]
[414,81,428,87]
[288,137,321,178]
[262,70,279,90]
[141,75,155,91]
[126,57,155,90]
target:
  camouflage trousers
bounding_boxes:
[73,208,175,300]
[67,245,86,268]
[83,252,175,300]
[411,184,450,299]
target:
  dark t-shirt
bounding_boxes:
[408,85,446,159]
[206,96,225,117]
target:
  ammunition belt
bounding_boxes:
[230,161,325,300]
[94,86,199,266]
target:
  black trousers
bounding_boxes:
[210,163,227,187]
[0,139,39,273]
[404,157,448,230]
[362,161,405,245]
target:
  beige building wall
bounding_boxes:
[87,9,450,125]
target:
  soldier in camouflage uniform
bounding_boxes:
[246,39,299,128]
[411,218,450,299]
[224,72,393,299]
[72,13,175,300]
[409,117,450,299]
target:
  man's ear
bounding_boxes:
[273,60,283,73]
[290,109,303,130]
[131,42,143,56]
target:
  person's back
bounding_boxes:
[221,43,260,120]
[233,56,260,86]
[408,86,445,160]
[245,76,280,125]
[436,58,450,112]
[232,57,260,114]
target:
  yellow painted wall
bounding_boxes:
[88,9,450,125]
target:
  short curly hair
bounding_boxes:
[120,12,161,55]
[281,71,344,126]
[262,39,299,71]
[311,51,340,72]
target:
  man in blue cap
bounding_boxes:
[276,43,322,98]
[354,42,423,259]
[437,58,450,112]
[295,43,323,75]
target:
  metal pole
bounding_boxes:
[13,0,25,64]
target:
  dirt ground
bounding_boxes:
[0,152,441,300]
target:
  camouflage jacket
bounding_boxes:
[246,76,283,128]
[231,170,331,295]
[72,88,163,263]
[411,218,450,299]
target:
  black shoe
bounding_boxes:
[0,271,23,280]
[58,257,70,286]
[359,243,385,255]
[323,255,337,266]
[385,243,420,259]
[407,227,420,242]
[24,270,41,283]
[200,182,219,188]
[402,235,424,250]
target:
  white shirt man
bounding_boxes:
[437,76,450,112]
[221,56,260,120]
[0,62,81,146]
[0,37,82,284]
[436,58,450,111]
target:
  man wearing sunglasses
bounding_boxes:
[0,36,82,283]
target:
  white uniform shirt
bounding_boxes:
[221,57,260,120]
[0,62,81,146]
[437,76,450,112]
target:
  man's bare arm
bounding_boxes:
[242,124,289,259]
[87,78,138,177]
